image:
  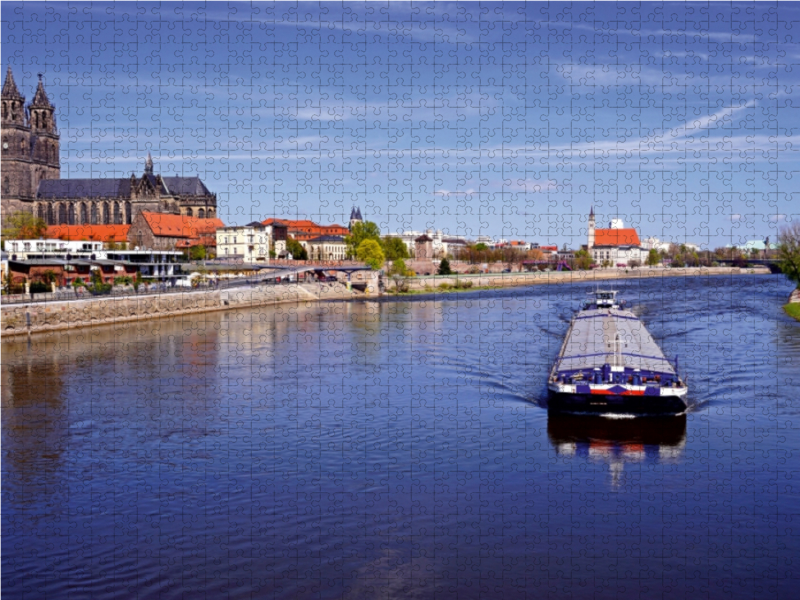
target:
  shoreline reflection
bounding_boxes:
[548,413,687,487]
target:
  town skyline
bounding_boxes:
[2,2,797,249]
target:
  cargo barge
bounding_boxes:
[547,290,688,415]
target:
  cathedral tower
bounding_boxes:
[27,74,61,193]
[587,205,595,249]
[1,68,60,217]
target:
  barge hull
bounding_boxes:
[547,391,688,416]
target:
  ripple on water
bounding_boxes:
[2,275,799,599]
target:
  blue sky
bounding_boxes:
[3,2,798,248]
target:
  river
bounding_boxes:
[3,274,799,599]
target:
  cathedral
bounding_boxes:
[1,67,217,225]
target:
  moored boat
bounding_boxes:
[547,290,688,415]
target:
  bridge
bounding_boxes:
[523,260,572,272]
[194,261,376,291]
[715,259,783,274]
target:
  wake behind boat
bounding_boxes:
[547,290,688,416]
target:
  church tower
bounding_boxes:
[587,205,595,249]
[2,66,33,205]
[28,74,61,193]
[1,68,60,217]
[349,206,363,230]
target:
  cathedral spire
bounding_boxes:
[2,66,24,100]
[2,66,26,126]
[589,205,594,218]
[30,73,53,108]
[144,152,154,174]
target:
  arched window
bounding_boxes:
[91,203,98,225]
[198,208,205,219]
[46,204,54,225]
[113,202,121,224]
[186,208,193,218]
[68,205,75,225]
[124,202,132,224]
[37,204,46,221]
[103,201,110,225]
[80,203,88,224]
[58,204,67,225]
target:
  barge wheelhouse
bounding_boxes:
[547,290,688,415]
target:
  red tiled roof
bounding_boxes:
[47,224,130,242]
[175,235,217,249]
[261,218,349,237]
[141,212,224,238]
[594,228,641,247]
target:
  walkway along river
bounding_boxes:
[2,274,798,599]
[0,265,770,337]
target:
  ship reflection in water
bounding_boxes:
[547,414,687,487]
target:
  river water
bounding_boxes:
[3,274,799,599]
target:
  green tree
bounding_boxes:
[388,258,411,292]
[475,242,488,252]
[671,254,685,268]
[346,221,381,258]
[356,239,385,270]
[573,249,593,270]
[778,222,800,289]
[646,248,660,266]
[285,236,308,260]
[438,257,453,275]
[189,245,207,261]
[42,269,58,285]
[2,211,47,240]
[381,236,409,261]
[88,268,112,295]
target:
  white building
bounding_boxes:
[587,208,648,266]
[5,238,103,259]
[5,239,182,270]
[216,222,272,262]
[301,235,347,261]
[386,229,469,258]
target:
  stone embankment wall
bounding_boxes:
[402,266,771,291]
[1,282,359,338]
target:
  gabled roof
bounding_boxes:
[261,218,288,227]
[261,218,348,235]
[141,212,224,238]
[161,176,211,196]
[594,228,641,247]
[37,176,212,199]
[46,225,131,242]
[38,178,131,199]
[175,235,217,248]
[308,235,345,243]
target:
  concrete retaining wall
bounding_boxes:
[1,282,359,338]
[400,266,771,291]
